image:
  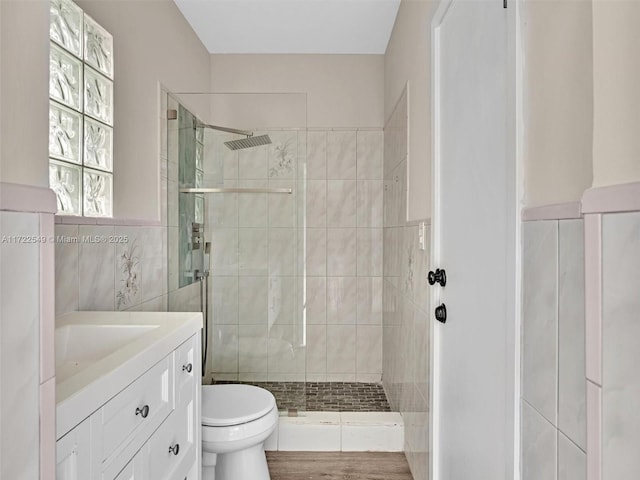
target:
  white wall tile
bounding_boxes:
[212,276,239,324]
[306,180,327,228]
[356,130,383,180]
[238,325,268,373]
[327,228,356,276]
[239,227,268,275]
[238,182,268,228]
[357,228,383,277]
[268,228,295,276]
[54,224,79,315]
[306,276,327,324]
[602,212,640,479]
[306,324,327,373]
[356,325,382,374]
[210,228,238,276]
[558,432,586,480]
[306,228,327,276]
[326,276,357,325]
[327,180,357,227]
[78,225,115,310]
[211,324,238,373]
[558,219,586,450]
[269,180,296,227]
[238,276,267,325]
[268,276,295,326]
[522,220,559,424]
[522,401,557,480]
[326,325,356,374]
[239,144,268,179]
[327,131,356,180]
[306,131,327,180]
[357,277,383,325]
[357,180,383,228]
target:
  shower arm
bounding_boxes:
[197,123,253,137]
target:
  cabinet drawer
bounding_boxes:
[56,419,91,480]
[99,354,174,463]
[106,443,148,480]
[148,397,196,480]
[175,335,197,407]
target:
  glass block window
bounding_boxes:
[49,0,113,217]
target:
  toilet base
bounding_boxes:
[215,444,271,480]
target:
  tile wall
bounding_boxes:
[521,219,586,480]
[54,90,200,317]
[205,126,384,382]
[382,89,430,480]
[601,211,640,478]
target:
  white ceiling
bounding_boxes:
[173,0,401,55]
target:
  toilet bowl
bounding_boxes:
[202,384,278,480]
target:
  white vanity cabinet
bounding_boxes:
[56,333,201,480]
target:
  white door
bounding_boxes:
[431,1,517,479]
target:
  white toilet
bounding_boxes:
[201,384,279,480]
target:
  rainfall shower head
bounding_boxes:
[224,135,272,151]
[195,122,272,151]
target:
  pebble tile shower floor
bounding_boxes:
[213,381,391,412]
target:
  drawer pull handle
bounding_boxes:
[182,363,193,373]
[135,405,150,418]
[169,443,180,456]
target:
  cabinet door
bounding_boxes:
[56,419,92,480]
[148,398,195,480]
[110,444,149,480]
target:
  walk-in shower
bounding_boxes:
[165,92,391,415]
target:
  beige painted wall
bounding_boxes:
[592,0,640,188]
[0,0,50,188]
[209,54,384,128]
[522,0,594,207]
[77,0,210,221]
[384,0,437,221]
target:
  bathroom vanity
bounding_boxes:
[55,311,202,480]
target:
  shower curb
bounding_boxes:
[265,411,404,452]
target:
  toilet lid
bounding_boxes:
[202,384,276,427]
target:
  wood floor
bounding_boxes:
[266,452,414,480]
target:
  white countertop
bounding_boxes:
[55,311,202,439]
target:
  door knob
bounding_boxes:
[435,304,447,323]
[428,268,447,287]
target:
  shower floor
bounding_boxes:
[212,381,391,412]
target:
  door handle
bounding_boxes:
[428,268,447,287]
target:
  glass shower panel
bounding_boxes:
[167,93,308,414]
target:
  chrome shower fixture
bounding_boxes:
[195,121,272,151]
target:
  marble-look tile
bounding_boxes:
[210,228,238,276]
[207,192,238,228]
[327,180,356,227]
[558,219,586,450]
[326,325,356,374]
[268,276,295,326]
[356,130,383,180]
[522,220,559,424]
[0,212,40,480]
[211,324,238,373]
[167,226,179,291]
[357,180,383,228]
[268,325,305,374]
[356,325,382,374]
[327,228,356,276]
[306,180,327,228]
[239,228,268,275]
[212,276,239,324]
[55,224,79,315]
[357,228,383,277]
[326,276,357,325]
[113,229,143,310]
[239,143,268,179]
[269,180,296,227]
[306,276,327,324]
[306,228,327,276]
[268,131,297,179]
[306,324,327,373]
[306,131,327,179]
[522,401,557,480]
[327,131,356,180]
[584,214,602,385]
[602,212,640,479]
[238,276,268,325]
[356,277,383,325]
[558,432,586,480]
[238,180,268,227]
[238,325,268,373]
[79,225,115,310]
[269,228,296,276]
